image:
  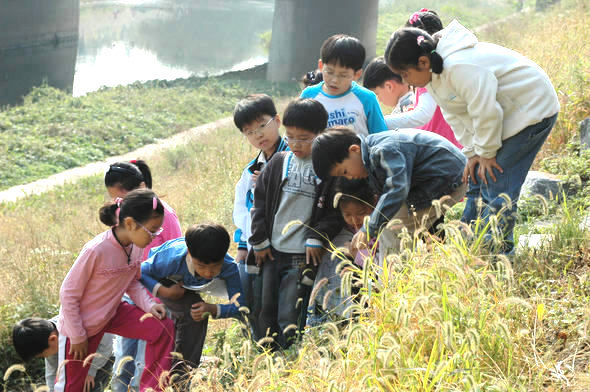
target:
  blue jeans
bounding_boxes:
[111,297,145,392]
[461,114,558,252]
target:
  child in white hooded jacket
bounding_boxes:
[385,20,559,252]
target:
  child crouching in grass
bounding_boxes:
[56,189,174,392]
[334,179,379,268]
[139,223,244,377]
[13,317,114,392]
[312,127,467,264]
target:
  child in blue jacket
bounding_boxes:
[312,127,467,260]
[140,224,244,374]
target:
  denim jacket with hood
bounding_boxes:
[361,129,467,237]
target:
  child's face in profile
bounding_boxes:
[372,79,409,108]
[127,215,165,248]
[188,255,223,280]
[285,126,317,159]
[340,201,374,231]
[242,115,281,158]
[320,61,362,96]
[329,145,368,180]
[392,56,432,88]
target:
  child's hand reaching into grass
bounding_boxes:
[350,231,368,257]
[83,375,95,392]
[191,301,217,321]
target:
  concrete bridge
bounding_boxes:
[0,0,379,106]
[0,0,79,106]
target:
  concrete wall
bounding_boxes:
[0,0,79,106]
[267,0,379,82]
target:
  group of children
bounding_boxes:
[12,8,559,392]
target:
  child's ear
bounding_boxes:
[122,216,136,231]
[349,144,361,154]
[383,80,394,92]
[354,69,363,81]
[418,55,431,71]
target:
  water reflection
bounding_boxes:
[75,0,274,96]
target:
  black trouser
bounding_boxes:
[160,291,208,371]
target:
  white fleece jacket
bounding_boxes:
[427,20,560,158]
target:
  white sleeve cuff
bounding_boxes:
[305,238,323,248]
[253,239,271,251]
[152,283,162,297]
[214,305,221,319]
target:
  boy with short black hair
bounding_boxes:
[12,317,113,392]
[233,94,289,261]
[363,56,415,118]
[232,94,289,340]
[249,98,341,348]
[311,127,467,258]
[300,34,387,136]
[140,223,244,374]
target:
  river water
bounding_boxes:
[74,0,274,96]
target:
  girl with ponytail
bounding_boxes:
[105,160,182,392]
[385,20,560,252]
[56,189,174,392]
[105,160,182,260]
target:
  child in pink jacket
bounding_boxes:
[56,189,174,392]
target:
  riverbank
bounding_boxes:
[0,74,299,191]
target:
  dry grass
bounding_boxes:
[1,2,590,390]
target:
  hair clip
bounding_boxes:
[130,159,137,164]
[417,35,425,46]
[409,12,420,25]
[152,196,158,210]
[420,8,429,12]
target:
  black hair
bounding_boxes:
[302,69,323,87]
[105,160,152,190]
[311,127,361,180]
[320,34,366,71]
[99,188,164,227]
[13,318,56,362]
[362,56,403,89]
[185,223,230,264]
[233,94,277,131]
[335,178,376,208]
[405,9,443,35]
[385,28,444,74]
[282,98,328,135]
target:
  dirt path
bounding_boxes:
[0,116,234,204]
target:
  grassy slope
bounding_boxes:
[1,0,589,390]
[375,0,515,55]
[0,78,299,191]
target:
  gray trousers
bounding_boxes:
[160,291,208,370]
[257,249,304,349]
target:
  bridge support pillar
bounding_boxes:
[267,0,380,82]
